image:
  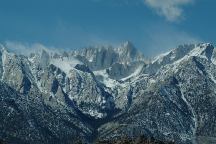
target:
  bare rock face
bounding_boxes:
[0,48,34,94]
[0,42,216,144]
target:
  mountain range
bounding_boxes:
[0,42,216,144]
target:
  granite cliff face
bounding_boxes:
[0,42,216,143]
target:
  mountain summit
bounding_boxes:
[0,42,216,143]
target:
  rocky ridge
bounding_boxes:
[0,42,216,144]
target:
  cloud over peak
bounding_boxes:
[144,0,193,22]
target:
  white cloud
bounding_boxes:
[144,0,193,22]
[4,40,116,56]
[4,41,61,56]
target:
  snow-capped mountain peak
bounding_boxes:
[1,42,216,144]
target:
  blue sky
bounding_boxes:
[0,0,215,57]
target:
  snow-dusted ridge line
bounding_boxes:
[151,43,215,74]
[121,64,144,81]
[151,50,173,64]
[178,84,197,137]
[151,43,214,65]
